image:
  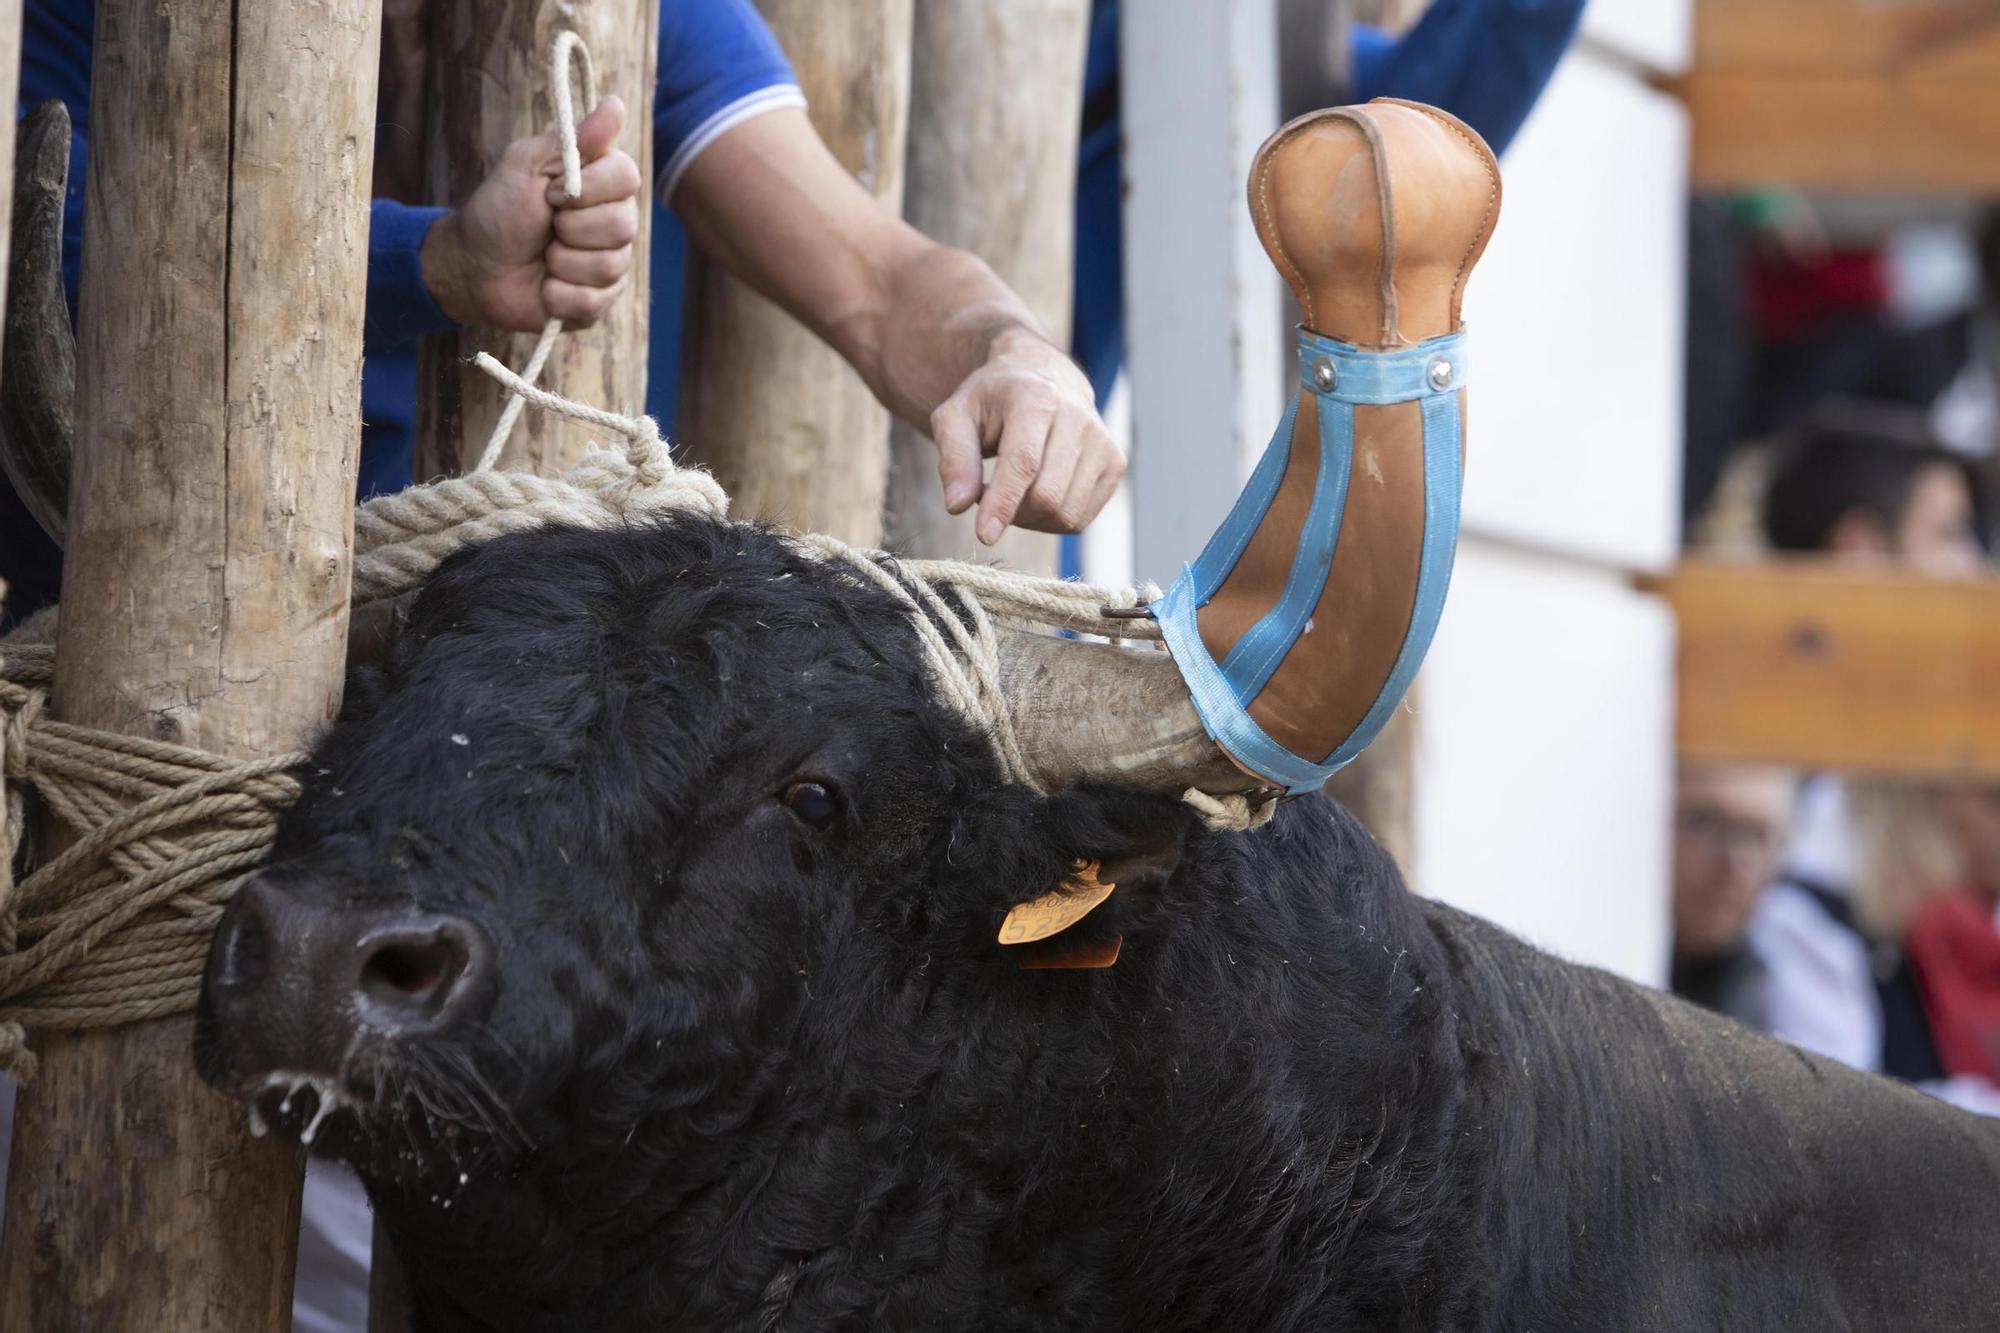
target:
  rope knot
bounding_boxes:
[619,417,675,492]
[2,690,36,782]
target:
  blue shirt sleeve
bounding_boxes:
[654,0,805,202]
[364,201,455,351]
[1350,0,1587,158]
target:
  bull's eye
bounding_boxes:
[781,780,841,829]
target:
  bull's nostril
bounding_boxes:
[359,930,471,1023]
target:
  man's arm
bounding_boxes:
[671,107,1122,546]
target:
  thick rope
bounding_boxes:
[474,31,600,473]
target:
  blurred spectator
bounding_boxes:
[1905,785,2000,1088]
[1683,195,1989,527]
[1750,404,2000,1113]
[1932,207,2000,545]
[1760,401,1986,576]
[1669,764,1795,1028]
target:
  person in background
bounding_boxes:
[1682,190,1989,527]
[1669,763,1795,1028]
[1750,402,1999,1115]
[1904,784,2000,1101]
[1760,401,1986,577]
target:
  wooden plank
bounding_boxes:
[675,0,912,547]
[1645,560,2000,780]
[414,0,659,479]
[1692,0,2000,78]
[0,0,381,1328]
[1676,0,2000,193]
[1678,69,2000,194]
[881,0,1087,571]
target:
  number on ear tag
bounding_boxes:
[998,860,1114,945]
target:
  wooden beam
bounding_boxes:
[1644,560,2000,780]
[0,0,381,1328]
[1675,0,2000,193]
[1677,71,2000,194]
[1692,0,2000,77]
[882,0,1087,570]
[675,0,912,547]
[414,0,659,479]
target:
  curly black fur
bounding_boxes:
[197,518,2000,1332]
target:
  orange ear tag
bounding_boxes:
[1013,932,1123,971]
[999,860,1114,945]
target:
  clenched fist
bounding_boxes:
[420,96,643,333]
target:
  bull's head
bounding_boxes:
[193,516,1201,1212]
[188,100,1497,1225]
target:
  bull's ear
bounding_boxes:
[1040,785,1197,892]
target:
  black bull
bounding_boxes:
[194,518,2000,1332]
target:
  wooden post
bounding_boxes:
[880,0,1089,570]
[675,0,913,547]
[414,0,659,479]
[0,1,381,1328]
[386,11,662,1325]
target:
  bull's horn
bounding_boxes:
[0,100,78,547]
[996,628,1265,796]
[1007,100,1500,801]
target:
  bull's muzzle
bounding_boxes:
[196,876,496,1098]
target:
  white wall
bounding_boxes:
[1456,54,1687,575]
[1413,543,1677,981]
[1411,0,1690,984]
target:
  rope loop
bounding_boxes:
[475,28,606,473]
[549,29,599,200]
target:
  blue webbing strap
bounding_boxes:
[1152,328,1467,795]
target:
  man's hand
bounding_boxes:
[930,328,1126,545]
[420,96,642,333]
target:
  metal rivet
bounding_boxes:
[1311,358,1338,392]
[1427,359,1453,391]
